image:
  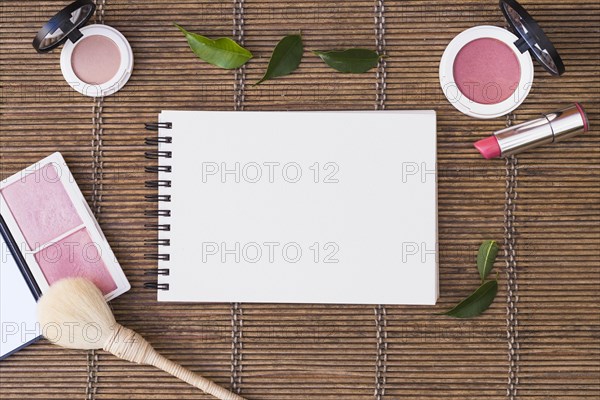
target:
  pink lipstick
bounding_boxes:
[474,103,589,159]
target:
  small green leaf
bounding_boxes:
[255,34,303,85]
[443,280,498,318]
[477,240,499,282]
[175,24,252,69]
[313,49,381,73]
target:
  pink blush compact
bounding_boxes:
[0,152,129,299]
[439,25,533,119]
[439,0,565,119]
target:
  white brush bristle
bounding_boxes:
[37,278,117,350]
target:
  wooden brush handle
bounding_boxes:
[104,324,246,400]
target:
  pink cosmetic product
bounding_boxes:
[0,152,130,298]
[474,104,589,159]
[439,0,565,119]
[33,0,133,97]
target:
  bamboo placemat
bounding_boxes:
[0,1,598,399]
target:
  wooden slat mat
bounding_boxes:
[1,1,599,399]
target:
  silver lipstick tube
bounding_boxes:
[495,104,589,157]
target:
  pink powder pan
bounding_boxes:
[0,152,130,299]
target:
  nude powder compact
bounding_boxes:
[33,0,133,97]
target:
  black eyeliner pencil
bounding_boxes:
[0,213,41,300]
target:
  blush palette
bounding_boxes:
[0,152,129,299]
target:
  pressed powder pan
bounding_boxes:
[70,34,122,85]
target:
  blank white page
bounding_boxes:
[0,233,40,359]
[157,111,437,305]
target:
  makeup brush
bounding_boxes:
[37,278,246,400]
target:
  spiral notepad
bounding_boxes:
[144,110,438,305]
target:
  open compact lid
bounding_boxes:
[32,0,95,53]
[500,0,565,76]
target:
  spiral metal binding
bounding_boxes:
[145,180,171,188]
[144,120,172,291]
[144,210,171,217]
[145,122,172,131]
[145,239,170,246]
[145,165,172,173]
[144,268,171,276]
[145,136,172,145]
[143,282,170,290]
[145,151,172,159]
[144,254,170,261]
[144,223,171,231]
[145,194,171,202]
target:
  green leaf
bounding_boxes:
[442,280,498,318]
[313,49,381,73]
[255,34,303,85]
[175,24,252,69]
[477,240,499,282]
